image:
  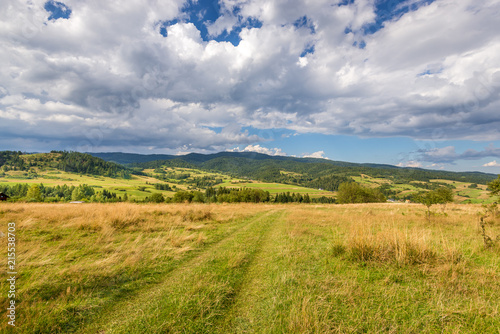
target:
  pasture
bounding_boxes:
[0,202,499,333]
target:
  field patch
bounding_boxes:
[0,203,499,333]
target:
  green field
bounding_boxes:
[352,175,495,204]
[0,170,175,200]
[219,180,333,197]
[0,166,335,201]
[1,152,497,204]
[1,202,499,333]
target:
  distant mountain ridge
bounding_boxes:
[1,150,497,200]
[89,151,397,168]
[88,151,497,189]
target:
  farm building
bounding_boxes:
[0,193,9,201]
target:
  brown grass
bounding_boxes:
[1,202,499,333]
[285,203,491,266]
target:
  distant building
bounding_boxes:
[0,193,9,201]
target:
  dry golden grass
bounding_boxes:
[0,203,272,271]
[285,203,499,266]
[0,202,274,333]
[1,202,499,333]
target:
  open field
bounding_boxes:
[145,166,334,197]
[0,170,173,200]
[3,168,495,204]
[1,202,500,333]
[219,180,334,197]
[2,152,497,203]
[352,175,495,204]
[0,166,335,201]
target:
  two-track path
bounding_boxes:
[82,208,288,333]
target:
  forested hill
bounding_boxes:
[91,151,396,167]
[89,151,497,189]
[90,151,329,165]
[0,151,131,178]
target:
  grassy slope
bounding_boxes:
[1,153,495,202]
[352,175,495,204]
[0,170,174,200]
[1,203,499,333]
[1,165,335,200]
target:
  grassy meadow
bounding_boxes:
[1,202,500,333]
[0,166,334,201]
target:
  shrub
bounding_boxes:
[336,182,386,204]
[149,193,165,203]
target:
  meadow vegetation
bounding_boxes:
[1,151,497,204]
[1,202,499,333]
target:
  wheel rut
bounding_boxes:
[81,209,282,334]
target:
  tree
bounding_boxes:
[488,175,500,197]
[435,187,454,204]
[149,193,165,203]
[192,191,206,203]
[26,184,42,202]
[71,188,83,201]
[303,194,311,203]
[416,187,454,222]
[336,182,386,204]
[173,191,194,203]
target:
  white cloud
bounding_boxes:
[206,13,238,37]
[303,151,329,159]
[483,160,500,167]
[230,144,287,156]
[1,0,500,153]
[396,161,423,168]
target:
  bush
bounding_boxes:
[173,191,194,203]
[414,187,454,221]
[488,175,500,196]
[336,182,386,204]
[149,193,165,203]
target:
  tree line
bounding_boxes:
[0,183,123,203]
[131,155,496,195]
[0,151,131,179]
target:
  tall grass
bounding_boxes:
[0,203,271,332]
[345,223,438,264]
[0,202,499,333]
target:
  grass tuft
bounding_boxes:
[344,223,438,265]
[181,209,214,222]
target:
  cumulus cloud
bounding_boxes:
[303,151,329,159]
[397,161,423,168]
[1,0,500,153]
[230,144,287,156]
[483,161,500,167]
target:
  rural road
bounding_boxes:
[82,209,288,333]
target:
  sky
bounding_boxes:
[1,0,500,173]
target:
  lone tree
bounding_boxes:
[485,174,500,217]
[26,184,42,202]
[416,187,454,222]
[336,182,386,204]
[149,193,165,203]
[488,175,500,197]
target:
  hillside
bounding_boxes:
[91,151,497,185]
[1,151,498,203]
[1,151,130,178]
[92,151,497,201]
[0,151,334,203]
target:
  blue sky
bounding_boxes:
[1,0,500,173]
